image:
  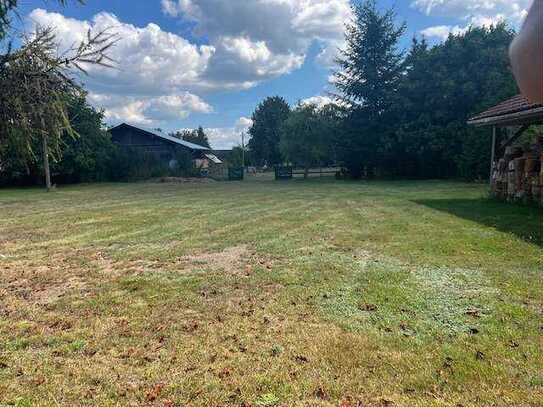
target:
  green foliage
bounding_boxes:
[172,127,211,148]
[0,94,116,185]
[106,146,198,181]
[335,0,406,112]
[106,149,167,181]
[333,0,406,177]
[9,398,35,407]
[53,95,116,183]
[256,393,279,407]
[0,30,80,172]
[172,148,199,177]
[1,0,116,189]
[248,96,290,166]
[0,0,16,41]
[330,4,517,180]
[227,146,247,168]
[395,24,517,179]
[279,104,333,175]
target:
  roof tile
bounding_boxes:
[469,95,543,122]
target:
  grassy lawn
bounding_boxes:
[1,178,543,406]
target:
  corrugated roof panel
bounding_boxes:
[110,123,210,151]
[205,153,223,164]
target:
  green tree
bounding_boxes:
[397,24,517,179]
[54,94,116,183]
[248,96,290,166]
[334,0,406,177]
[192,126,211,148]
[228,146,248,168]
[279,104,331,178]
[172,127,211,148]
[1,0,116,190]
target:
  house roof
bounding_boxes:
[468,95,543,127]
[109,123,210,151]
[204,153,223,164]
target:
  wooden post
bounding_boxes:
[490,126,497,187]
[42,133,52,192]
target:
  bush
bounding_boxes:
[106,147,199,181]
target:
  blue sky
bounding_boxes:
[18,0,531,148]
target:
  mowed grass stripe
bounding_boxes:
[1,180,543,406]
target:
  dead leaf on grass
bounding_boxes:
[339,398,365,407]
[314,387,330,401]
[146,383,165,402]
[218,367,232,379]
[359,303,378,312]
[465,308,481,318]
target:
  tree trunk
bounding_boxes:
[42,133,52,191]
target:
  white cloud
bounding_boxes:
[300,95,335,108]
[413,0,532,40]
[88,93,212,125]
[199,116,253,150]
[29,9,214,94]
[161,0,352,72]
[27,2,353,128]
[28,9,215,125]
[420,25,466,40]
[204,36,305,89]
[412,0,530,23]
[236,117,253,128]
[144,94,213,120]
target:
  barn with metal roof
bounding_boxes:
[109,123,222,167]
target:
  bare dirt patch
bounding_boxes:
[1,274,90,307]
[32,277,90,305]
[178,245,251,274]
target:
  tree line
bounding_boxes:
[0,0,219,186]
[248,0,517,180]
[1,0,518,186]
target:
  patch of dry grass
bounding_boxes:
[1,180,542,406]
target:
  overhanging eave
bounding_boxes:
[468,107,543,127]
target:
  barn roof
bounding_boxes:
[109,123,210,151]
[204,153,223,164]
[468,95,543,127]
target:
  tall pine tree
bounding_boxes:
[334,0,406,177]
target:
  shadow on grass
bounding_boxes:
[414,198,543,248]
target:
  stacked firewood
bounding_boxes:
[491,136,543,204]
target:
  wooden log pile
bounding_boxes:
[491,136,543,205]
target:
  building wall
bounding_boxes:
[111,126,181,161]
